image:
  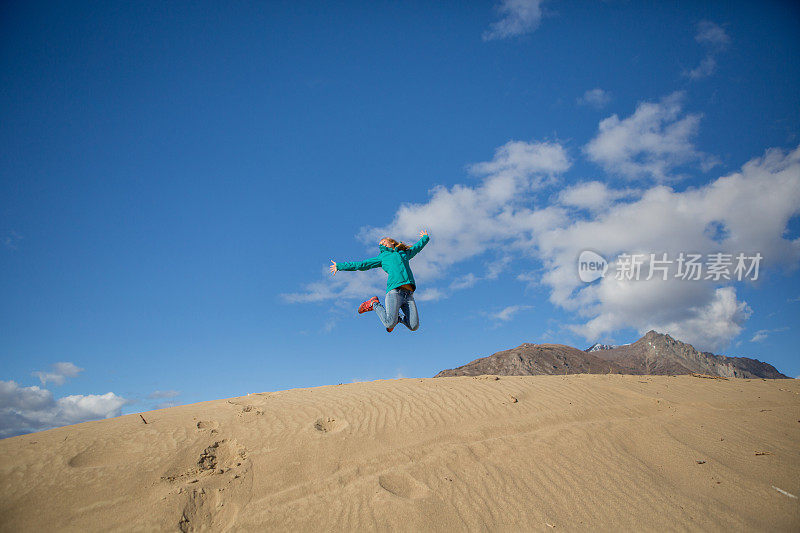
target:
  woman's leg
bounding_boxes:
[373,290,400,329]
[399,292,419,331]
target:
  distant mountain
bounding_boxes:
[590,330,788,379]
[434,343,626,378]
[435,330,788,379]
[586,343,621,352]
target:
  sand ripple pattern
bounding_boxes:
[0,374,798,531]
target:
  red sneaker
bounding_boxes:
[358,296,380,314]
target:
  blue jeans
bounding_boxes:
[374,288,419,331]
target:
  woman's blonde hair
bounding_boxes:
[380,237,410,251]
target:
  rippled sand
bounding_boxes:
[1,374,798,531]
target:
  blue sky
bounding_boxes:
[2,0,799,437]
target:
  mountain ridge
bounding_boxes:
[434,330,788,379]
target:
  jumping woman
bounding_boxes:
[330,230,429,333]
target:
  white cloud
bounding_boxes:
[450,257,512,291]
[640,286,751,350]
[282,265,385,303]
[686,21,730,80]
[557,181,638,212]
[695,20,731,47]
[483,0,545,41]
[577,88,611,109]
[0,380,127,438]
[490,305,533,322]
[55,393,126,425]
[469,140,571,183]
[584,92,717,181]
[516,271,540,285]
[415,288,447,302]
[285,121,800,352]
[0,381,51,411]
[284,140,570,303]
[321,315,339,333]
[687,56,717,80]
[32,362,83,386]
[360,140,569,278]
[486,255,512,279]
[539,145,800,351]
[751,326,789,343]
[450,273,479,290]
[148,390,179,399]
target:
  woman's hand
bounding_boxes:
[419,229,428,238]
[329,260,338,276]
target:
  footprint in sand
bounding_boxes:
[68,442,134,468]
[233,405,265,420]
[197,440,247,474]
[162,440,248,483]
[68,449,106,468]
[196,420,219,430]
[378,472,431,499]
[313,417,347,433]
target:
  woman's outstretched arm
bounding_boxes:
[330,256,382,275]
[405,230,429,259]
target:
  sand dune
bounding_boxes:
[1,374,799,531]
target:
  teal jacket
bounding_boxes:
[337,235,430,292]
